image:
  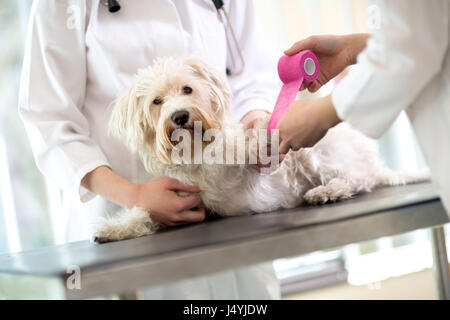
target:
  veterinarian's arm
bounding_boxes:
[284,33,370,93]
[278,0,448,152]
[81,166,205,226]
[226,0,279,126]
[18,1,110,203]
[332,0,448,138]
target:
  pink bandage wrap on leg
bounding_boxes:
[268,50,319,134]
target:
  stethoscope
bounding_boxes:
[101,0,245,75]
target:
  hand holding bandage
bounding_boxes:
[267,50,319,135]
[283,34,370,92]
[272,35,370,153]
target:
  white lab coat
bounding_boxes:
[18,0,280,299]
[333,0,450,216]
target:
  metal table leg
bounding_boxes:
[117,291,140,300]
[431,226,450,300]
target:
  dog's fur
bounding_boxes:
[92,56,428,243]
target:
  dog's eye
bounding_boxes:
[153,98,162,105]
[183,86,193,94]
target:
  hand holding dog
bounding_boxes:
[241,109,271,131]
[241,110,286,171]
[82,166,205,227]
[132,178,205,227]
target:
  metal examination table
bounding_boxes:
[0,182,449,299]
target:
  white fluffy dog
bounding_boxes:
[92,56,427,242]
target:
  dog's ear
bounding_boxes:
[109,85,147,152]
[184,56,232,115]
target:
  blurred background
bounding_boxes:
[0,0,448,299]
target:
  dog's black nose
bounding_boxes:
[171,110,190,126]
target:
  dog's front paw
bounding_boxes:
[304,180,354,205]
[90,207,160,243]
[304,186,330,205]
[91,233,111,244]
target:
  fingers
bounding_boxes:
[254,145,273,168]
[167,179,201,193]
[301,82,316,92]
[301,79,321,93]
[165,207,206,226]
[284,36,316,56]
[177,194,202,211]
[307,81,320,93]
[252,145,286,171]
[178,208,206,223]
[251,153,285,172]
[241,109,271,130]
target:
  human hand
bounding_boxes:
[284,34,369,92]
[250,145,285,172]
[277,95,341,154]
[132,178,205,227]
[240,110,285,171]
[240,109,271,131]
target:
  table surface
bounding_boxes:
[0,182,448,299]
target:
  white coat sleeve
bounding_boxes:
[19,0,111,202]
[226,0,279,122]
[332,0,449,138]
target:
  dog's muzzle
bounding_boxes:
[171,110,190,126]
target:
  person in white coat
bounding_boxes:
[18,0,280,299]
[276,0,450,217]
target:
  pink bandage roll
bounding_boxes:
[268,50,319,134]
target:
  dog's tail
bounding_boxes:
[376,167,431,186]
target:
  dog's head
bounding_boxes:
[109,56,231,164]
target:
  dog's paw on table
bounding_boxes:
[91,207,161,243]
